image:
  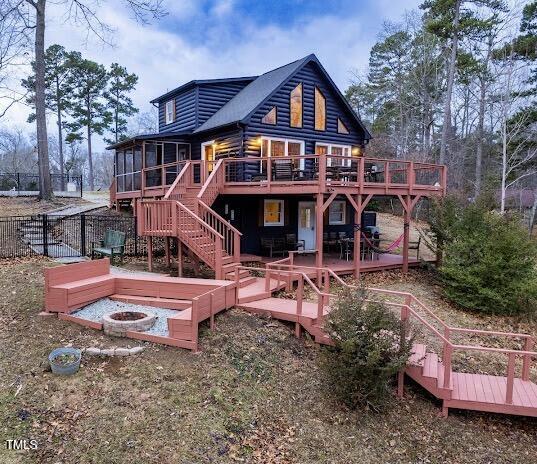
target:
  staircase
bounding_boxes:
[233,263,537,419]
[138,160,244,280]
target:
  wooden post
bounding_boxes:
[177,239,183,277]
[316,193,324,269]
[191,298,199,352]
[354,194,362,279]
[506,353,516,404]
[147,236,153,272]
[165,236,171,268]
[522,337,534,381]
[209,293,215,331]
[319,152,326,192]
[295,274,303,338]
[402,195,410,274]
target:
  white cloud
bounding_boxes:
[0,0,422,152]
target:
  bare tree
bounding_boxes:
[0,0,165,200]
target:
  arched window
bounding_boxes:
[290,83,303,128]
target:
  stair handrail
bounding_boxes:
[164,162,191,200]
[198,200,242,262]
[197,158,224,206]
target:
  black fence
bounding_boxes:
[0,214,154,259]
[0,173,83,196]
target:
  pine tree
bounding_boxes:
[22,44,73,188]
[65,54,111,191]
[105,63,139,145]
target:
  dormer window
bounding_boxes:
[290,83,302,128]
[165,100,175,124]
[337,118,349,134]
[314,87,326,131]
[261,107,277,125]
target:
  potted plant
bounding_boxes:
[48,347,82,376]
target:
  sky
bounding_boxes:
[2,0,423,151]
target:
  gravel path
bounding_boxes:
[73,298,184,336]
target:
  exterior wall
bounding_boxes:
[243,61,366,157]
[158,87,197,133]
[212,195,375,255]
[158,80,252,134]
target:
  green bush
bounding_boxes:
[440,204,537,316]
[320,287,413,411]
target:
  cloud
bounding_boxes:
[0,0,423,152]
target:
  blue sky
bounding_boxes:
[4,0,423,148]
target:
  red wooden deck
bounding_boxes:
[43,259,537,419]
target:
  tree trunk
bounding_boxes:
[500,119,507,214]
[439,0,461,165]
[474,37,493,199]
[34,0,52,200]
[87,122,94,191]
[57,77,65,190]
[529,194,537,235]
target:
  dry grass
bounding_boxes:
[0,197,90,217]
[0,259,536,464]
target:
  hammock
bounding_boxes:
[361,232,404,254]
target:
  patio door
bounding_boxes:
[202,140,215,173]
[298,201,316,250]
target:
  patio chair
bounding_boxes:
[285,233,305,252]
[408,236,421,258]
[272,159,294,181]
[91,229,126,263]
[260,237,286,257]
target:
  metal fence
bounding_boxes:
[0,173,83,197]
[0,214,153,259]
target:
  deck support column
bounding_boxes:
[316,193,324,273]
[177,239,183,277]
[147,236,153,272]
[165,236,171,268]
[354,194,362,280]
[402,195,411,274]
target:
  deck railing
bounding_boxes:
[219,155,446,193]
[262,261,536,403]
[138,199,225,277]
[197,159,225,207]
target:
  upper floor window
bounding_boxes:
[314,87,326,131]
[165,100,175,124]
[290,83,303,128]
[261,107,277,125]
[337,117,349,134]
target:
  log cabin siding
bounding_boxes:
[159,87,197,133]
[198,81,252,127]
[244,62,365,155]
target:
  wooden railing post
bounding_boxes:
[319,154,326,192]
[233,231,240,262]
[358,157,365,195]
[191,297,199,352]
[214,238,223,279]
[506,352,516,404]
[323,269,330,306]
[442,326,452,390]
[409,161,414,193]
[522,337,534,381]
[385,162,390,190]
[266,156,272,191]
[296,273,304,338]
[264,266,271,292]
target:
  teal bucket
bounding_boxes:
[48,347,82,376]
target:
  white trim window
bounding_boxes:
[260,137,305,170]
[316,143,352,167]
[328,200,346,225]
[165,100,175,124]
[264,199,285,226]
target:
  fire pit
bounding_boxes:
[103,310,156,337]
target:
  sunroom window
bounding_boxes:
[264,199,284,226]
[329,201,346,225]
[290,83,303,128]
[165,100,175,124]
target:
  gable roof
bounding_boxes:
[193,54,371,140]
[149,77,257,104]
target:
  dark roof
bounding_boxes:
[193,54,372,139]
[106,131,191,150]
[149,77,257,104]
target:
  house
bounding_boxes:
[108,54,446,279]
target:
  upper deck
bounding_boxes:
[113,153,446,201]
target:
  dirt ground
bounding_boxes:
[0,258,536,464]
[0,197,90,217]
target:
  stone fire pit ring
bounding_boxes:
[103,310,156,337]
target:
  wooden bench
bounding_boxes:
[91,229,126,263]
